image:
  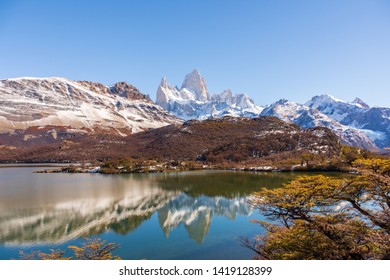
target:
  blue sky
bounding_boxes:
[1,0,390,107]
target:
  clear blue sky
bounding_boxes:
[1,0,390,107]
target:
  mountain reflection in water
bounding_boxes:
[0,170,295,246]
[158,194,251,243]
[0,174,177,244]
[2,170,325,264]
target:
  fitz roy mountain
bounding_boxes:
[0,77,180,138]
[155,69,263,120]
[156,70,388,151]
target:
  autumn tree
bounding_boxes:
[244,158,390,260]
[21,238,120,260]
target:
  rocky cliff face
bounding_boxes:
[0,77,181,136]
[181,69,209,102]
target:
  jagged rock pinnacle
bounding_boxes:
[181,69,209,102]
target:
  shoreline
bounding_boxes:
[0,163,80,168]
[0,160,354,174]
[31,164,351,174]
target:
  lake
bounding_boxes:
[0,167,340,260]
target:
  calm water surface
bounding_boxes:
[0,167,341,259]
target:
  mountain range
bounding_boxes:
[0,77,180,136]
[260,99,377,150]
[156,70,389,151]
[0,71,389,163]
[156,69,263,120]
[0,114,342,164]
[305,95,390,149]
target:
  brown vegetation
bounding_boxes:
[0,117,347,171]
[20,238,120,260]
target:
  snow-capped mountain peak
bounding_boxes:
[306,94,346,108]
[306,94,389,149]
[155,70,264,120]
[261,99,378,150]
[211,89,233,105]
[351,97,370,108]
[305,94,365,122]
[160,76,169,88]
[307,94,370,111]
